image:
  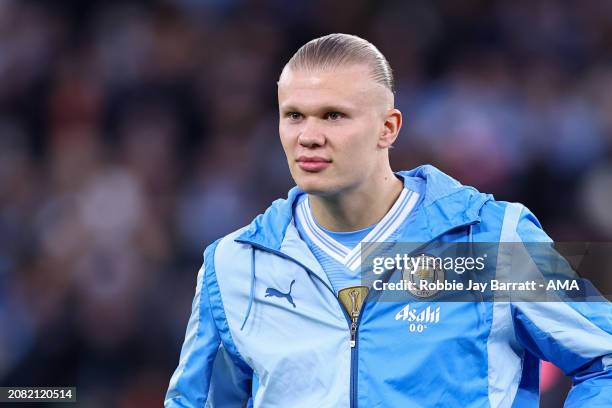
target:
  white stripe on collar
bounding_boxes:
[296,188,420,271]
[297,201,349,264]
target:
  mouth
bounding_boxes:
[296,156,332,172]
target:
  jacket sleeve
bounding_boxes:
[165,243,252,407]
[507,204,612,407]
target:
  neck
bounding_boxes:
[309,168,403,232]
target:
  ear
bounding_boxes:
[378,108,402,149]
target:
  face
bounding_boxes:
[278,64,400,196]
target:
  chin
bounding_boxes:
[296,177,342,197]
[296,180,328,195]
[290,167,345,196]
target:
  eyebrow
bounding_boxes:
[279,103,355,113]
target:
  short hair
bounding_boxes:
[284,33,395,93]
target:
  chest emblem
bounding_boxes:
[265,279,296,308]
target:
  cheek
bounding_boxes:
[343,125,377,155]
[279,127,295,155]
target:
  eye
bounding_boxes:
[325,112,344,121]
[286,112,303,121]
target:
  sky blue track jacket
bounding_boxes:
[165,165,612,407]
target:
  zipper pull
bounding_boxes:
[349,289,359,348]
[350,321,357,348]
[337,286,369,348]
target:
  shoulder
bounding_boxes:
[202,226,253,275]
[478,200,552,243]
[201,188,298,274]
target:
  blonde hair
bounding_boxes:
[284,33,395,93]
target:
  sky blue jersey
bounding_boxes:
[293,186,421,294]
[165,165,612,408]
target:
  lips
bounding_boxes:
[296,156,331,172]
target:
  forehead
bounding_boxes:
[278,64,384,111]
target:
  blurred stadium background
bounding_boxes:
[1,0,611,406]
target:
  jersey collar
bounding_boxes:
[295,188,420,271]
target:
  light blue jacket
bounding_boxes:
[165,165,612,407]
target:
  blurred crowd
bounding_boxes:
[1,0,611,406]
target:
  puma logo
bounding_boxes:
[265,279,296,308]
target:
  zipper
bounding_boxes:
[350,332,357,408]
[349,288,372,408]
[347,287,362,347]
[236,219,479,408]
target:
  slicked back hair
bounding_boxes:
[284,33,395,94]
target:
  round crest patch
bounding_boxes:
[401,253,445,299]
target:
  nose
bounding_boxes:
[298,119,325,148]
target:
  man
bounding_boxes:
[165,34,612,407]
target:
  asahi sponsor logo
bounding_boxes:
[395,304,441,333]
